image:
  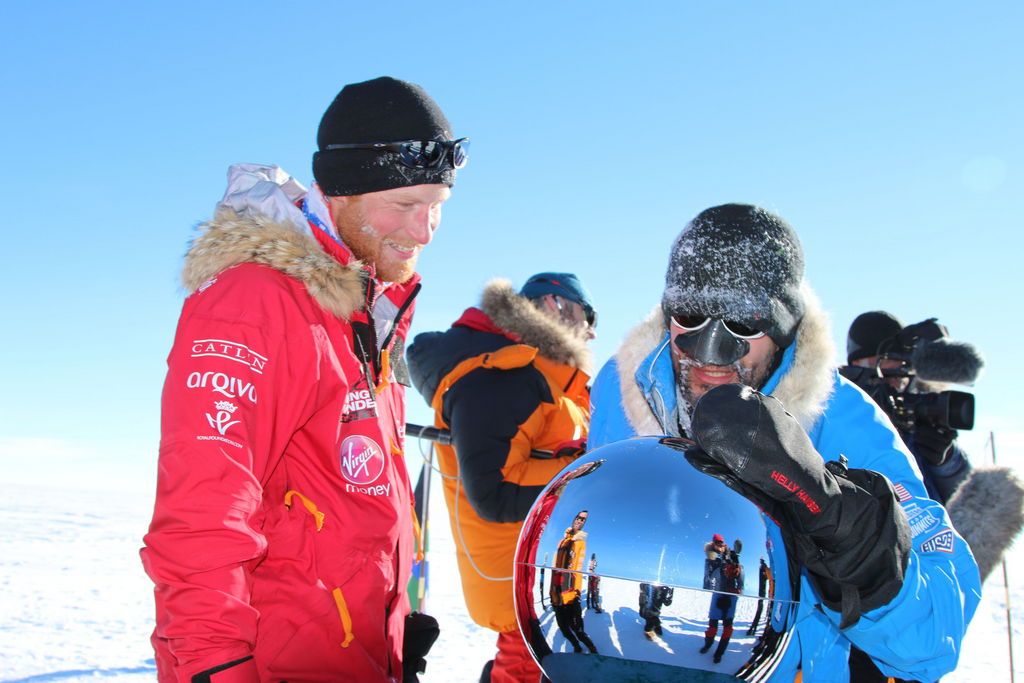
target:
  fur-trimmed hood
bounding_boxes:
[613,284,835,435]
[182,208,365,320]
[407,279,593,407]
[479,279,592,374]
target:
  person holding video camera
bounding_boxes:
[841,311,980,504]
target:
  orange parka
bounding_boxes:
[550,527,588,606]
[407,280,591,633]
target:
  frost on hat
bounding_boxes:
[661,204,806,348]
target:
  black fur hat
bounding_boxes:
[312,76,455,196]
[662,204,805,348]
[846,311,904,363]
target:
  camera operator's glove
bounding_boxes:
[911,423,958,467]
[686,384,911,629]
[403,612,440,683]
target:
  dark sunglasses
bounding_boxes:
[322,137,469,170]
[552,295,598,329]
[671,315,765,340]
[583,305,597,329]
[575,514,588,521]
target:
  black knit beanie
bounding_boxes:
[661,204,806,348]
[312,76,456,196]
[846,311,904,363]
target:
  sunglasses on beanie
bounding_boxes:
[322,137,469,170]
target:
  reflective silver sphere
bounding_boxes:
[513,437,798,682]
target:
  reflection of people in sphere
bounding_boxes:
[701,547,744,664]
[586,553,602,613]
[540,553,549,611]
[703,533,728,590]
[747,558,773,636]
[550,511,598,654]
[639,583,674,638]
[512,460,604,667]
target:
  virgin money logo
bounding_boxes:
[339,435,386,486]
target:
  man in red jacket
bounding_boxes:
[141,76,466,683]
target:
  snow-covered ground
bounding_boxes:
[0,476,1020,681]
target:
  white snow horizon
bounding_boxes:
[0,464,1020,681]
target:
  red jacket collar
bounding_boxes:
[453,307,521,342]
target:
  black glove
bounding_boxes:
[685,384,911,629]
[403,612,440,683]
[911,423,958,467]
[552,437,587,459]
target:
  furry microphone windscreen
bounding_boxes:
[912,338,985,385]
[946,467,1024,581]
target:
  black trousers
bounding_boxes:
[553,600,595,652]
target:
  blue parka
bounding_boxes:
[589,299,981,682]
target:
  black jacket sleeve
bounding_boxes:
[442,365,553,523]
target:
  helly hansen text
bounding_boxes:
[770,470,821,514]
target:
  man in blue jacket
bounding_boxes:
[588,204,980,682]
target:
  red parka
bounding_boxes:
[141,170,417,683]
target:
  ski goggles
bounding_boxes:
[321,137,469,170]
[670,316,765,365]
[670,315,765,340]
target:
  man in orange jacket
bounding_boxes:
[550,510,598,655]
[407,273,596,683]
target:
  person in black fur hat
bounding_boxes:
[587,203,981,681]
[843,310,975,503]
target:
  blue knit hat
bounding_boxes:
[520,272,597,328]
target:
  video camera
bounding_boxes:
[840,318,983,433]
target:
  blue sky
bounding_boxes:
[1,3,1020,491]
